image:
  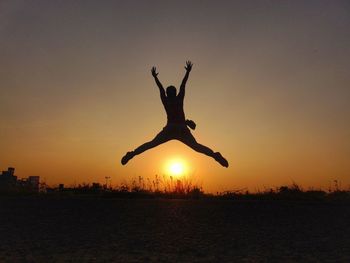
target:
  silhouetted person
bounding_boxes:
[121,61,228,167]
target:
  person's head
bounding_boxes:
[166,86,177,98]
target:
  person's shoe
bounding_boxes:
[121,151,134,165]
[214,152,229,167]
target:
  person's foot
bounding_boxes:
[214,152,229,167]
[121,151,134,165]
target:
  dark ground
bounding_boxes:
[0,197,349,262]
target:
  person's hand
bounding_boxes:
[185,61,193,72]
[151,66,158,77]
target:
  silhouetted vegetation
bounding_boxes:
[218,182,350,202]
[43,175,205,199]
[2,174,349,201]
[38,178,350,202]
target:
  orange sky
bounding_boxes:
[1,1,349,192]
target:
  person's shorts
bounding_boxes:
[157,123,193,141]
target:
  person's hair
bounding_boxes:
[166,86,177,97]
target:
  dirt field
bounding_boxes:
[0,197,349,262]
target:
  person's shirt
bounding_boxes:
[162,95,186,125]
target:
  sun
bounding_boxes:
[166,159,187,176]
[169,162,184,175]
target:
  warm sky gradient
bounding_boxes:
[1,1,349,192]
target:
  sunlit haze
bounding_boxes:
[1,1,349,192]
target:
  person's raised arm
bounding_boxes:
[178,60,193,99]
[151,66,166,101]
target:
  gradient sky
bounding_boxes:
[1,0,349,192]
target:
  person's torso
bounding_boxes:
[162,96,186,124]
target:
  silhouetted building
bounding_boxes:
[0,167,18,192]
[92,183,101,190]
[0,167,40,193]
[28,176,40,192]
[18,176,40,192]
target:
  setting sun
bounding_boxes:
[169,162,183,175]
[166,159,187,176]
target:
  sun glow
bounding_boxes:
[166,159,187,176]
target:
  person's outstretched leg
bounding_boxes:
[179,130,229,167]
[121,130,170,165]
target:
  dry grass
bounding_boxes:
[35,178,350,202]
